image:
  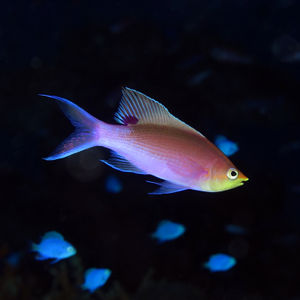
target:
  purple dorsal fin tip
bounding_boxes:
[124,116,139,125]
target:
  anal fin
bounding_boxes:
[101,150,147,175]
[147,180,187,195]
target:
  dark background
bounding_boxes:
[1,0,300,299]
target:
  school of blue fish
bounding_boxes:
[29,221,237,292]
[32,231,111,293]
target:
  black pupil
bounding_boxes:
[231,170,237,177]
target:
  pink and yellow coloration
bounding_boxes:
[41,88,248,194]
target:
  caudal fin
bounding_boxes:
[40,94,101,160]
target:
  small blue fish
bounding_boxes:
[105,175,123,194]
[214,135,239,157]
[151,220,186,243]
[82,268,111,293]
[204,253,236,272]
[32,231,76,263]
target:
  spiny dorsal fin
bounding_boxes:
[114,87,204,136]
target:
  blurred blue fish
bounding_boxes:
[105,175,123,194]
[177,55,204,69]
[187,70,212,86]
[204,253,236,272]
[152,220,185,243]
[214,135,239,157]
[82,268,111,293]
[272,35,300,62]
[32,231,76,263]
[225,224,247,235]
[211,47,253,64]
[5,252,21,267]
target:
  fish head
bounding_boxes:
[97,269,112,283]
[59,243,77,258]
[208,158,248,192]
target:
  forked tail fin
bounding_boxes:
[40,94,101,160]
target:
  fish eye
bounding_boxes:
[66,246,73,253]
[227,168,238,180]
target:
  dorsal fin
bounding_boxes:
[114,87,204,136]
[42,231,64,240]
[85,268,96,277]
[158,220,171,227]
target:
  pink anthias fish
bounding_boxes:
[41,88,248,194]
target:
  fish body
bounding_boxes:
[82,268,111,293]
[32,231,76,263]
[152,220,185,243]
[41,88,248,194]
[204,253,236,272]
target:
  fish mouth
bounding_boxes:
[239,177,249,186]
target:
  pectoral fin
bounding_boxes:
[50,258,61,264]
[101,150,147,175]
